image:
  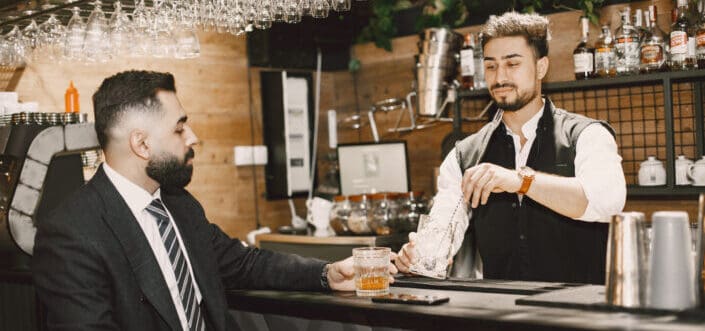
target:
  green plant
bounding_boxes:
[357,0,398,51]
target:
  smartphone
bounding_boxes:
[371,293,450,305]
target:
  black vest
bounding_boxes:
[455,99,614,284]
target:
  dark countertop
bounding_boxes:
[227,278,705,331]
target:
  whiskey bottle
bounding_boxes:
[595,24,617,77]
[460,32,475,89]
[573,17,594,80]
[614,7,640,75]
[641,5,667,73]
[671,0,694,70]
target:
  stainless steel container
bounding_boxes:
[605,212,649,307]
[415,28,462,117]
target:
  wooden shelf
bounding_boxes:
[627,185,705,199]
[457,69,705,98]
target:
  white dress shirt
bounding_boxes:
[430,103,627,277]
[103,163,202,331]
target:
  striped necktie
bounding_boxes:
[145,198,205,331]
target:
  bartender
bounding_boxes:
[395,12,626,284]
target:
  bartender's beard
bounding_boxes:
[491,82,539,112]
[146,148,195,189]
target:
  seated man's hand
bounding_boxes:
[394,232,418,274]
[463,162,521,208]
[327,253,398,291]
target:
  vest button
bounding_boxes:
[512,203,517,208]
[519,234,526,240]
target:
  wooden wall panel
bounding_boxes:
[11,0,696,244]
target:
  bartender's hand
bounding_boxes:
[395,232,417,274]
[396,233,454,274]
[326,253,398,291]
[463,163,521,208]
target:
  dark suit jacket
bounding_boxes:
[32,167,327,330]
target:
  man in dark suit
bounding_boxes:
[32,70,396,331]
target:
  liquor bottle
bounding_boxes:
[573,17,594,80]
[671,0,695,70]
[460,32,475,89]
[473,33,486,89]
[614,8,640,75]
[595,24,617,77]
[696,3,705,68]
[633,8,646,41]
[641,5,667,73]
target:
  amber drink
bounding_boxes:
[353,247,390,296]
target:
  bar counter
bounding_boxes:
[227,278,705,331]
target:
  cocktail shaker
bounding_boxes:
[605,212,649,307]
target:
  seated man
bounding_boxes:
[32,70,397,331]
[395,12,626,284]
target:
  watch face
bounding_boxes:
[520,166,535,178]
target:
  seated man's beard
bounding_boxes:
[147,148,194,189]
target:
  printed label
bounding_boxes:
[671,31,688,54]
[460,49,475,76]
[573,53,594,73]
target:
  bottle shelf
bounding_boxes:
[627,185,705,199]
[455,69,705,200]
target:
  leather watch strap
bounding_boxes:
[517,166,535,195]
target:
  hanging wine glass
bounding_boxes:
[228,1,247,35]
[38,14,66,61]
[5,25,26,67]
[284,0,301,24]
[254,1,273,30]
[311,0,329,18]
[131,0,152,57]
[299,0,312,17]
[84,0,110,62]
[244,0,258,25]
[64,7,85,62]
[215,0,229,33]
[331,0,351,12]
[109,1,134,58]
[149,4,176,58]
[173,19,200,58]
[21,19,40,62]
[272,0,286,22]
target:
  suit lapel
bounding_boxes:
[92,167,182,331]
[162,195,226,331]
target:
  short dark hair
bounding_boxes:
[481,12,550,59]
[92,70,176,148]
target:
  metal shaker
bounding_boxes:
[605,212,649,307]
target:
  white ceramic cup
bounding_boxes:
[648,211,697,310]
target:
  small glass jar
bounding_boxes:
[368,193,396,235]
[329,195,351,235]
[348,194,373,235]
[398,191,427,232]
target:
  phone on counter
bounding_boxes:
[371,293,450,305]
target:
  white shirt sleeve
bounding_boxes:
[429,148,466,224]
[574,123,627,222]
[428,148,483,278]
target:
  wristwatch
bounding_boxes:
[517,166,536,195]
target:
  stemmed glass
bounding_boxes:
[228,1,247,35]
[21,20,40,61]
[131,0,151,57]
[299,0,312,17]
[284,0,301,24]
[109,1,134,58]
[173,5,200,59]
[254,1,273,30]
[38,14,66,61]
[311,0,330,19]
[331,0,351,12]
[64,7,85,61]
[84,1,110,62]
[5,25,26,67]
[272,0,286,22]
[149,1,176,58]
